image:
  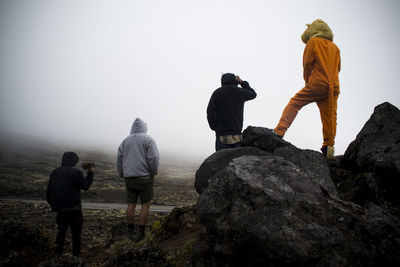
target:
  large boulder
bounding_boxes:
[274,146,338,198]
[242,126,293,152]
[195,127,337,198]
[195,147,269,194]
[343,102,400,174]
[193,155,400,266]
[339,102,400,205]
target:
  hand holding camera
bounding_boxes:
[236,75,243,85]
[81,162,95,173]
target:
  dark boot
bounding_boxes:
[321,146,327,156]
[134,225,145,241]
[128,224,136,239]
[321,146,334,159]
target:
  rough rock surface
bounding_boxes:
[242,126,293,152]
[333,102,400,206]
[343,102,400,174]
[195,147,269,194]
[192,103,400,266]
[193,155,400,266]
[274,146,338,198]
[196,128,338,198]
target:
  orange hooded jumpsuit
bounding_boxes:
[274,20,341,149]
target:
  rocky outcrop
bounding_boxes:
[195,147,269,194]
[337,102,400,206]
[196,129,338,198]
[343,102,400,173]
[241,126,293,152]
[193,154,400,266]
[192,103,400,266]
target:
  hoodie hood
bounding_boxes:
[301,19,333,44]
[61,152,79,167]
[130,118,148,134]
[221,73,239,86]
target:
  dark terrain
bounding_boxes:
[0,140,199,266]
[1,102,399,266]
[0,142,198,206]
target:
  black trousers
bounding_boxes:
[56,210,83,256]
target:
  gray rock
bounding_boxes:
[242,126,293,152]
[195,146,269,194]
[343,102,400,174]
[342,102,400,205]
[274,146,338,198]
[193,155,400,266]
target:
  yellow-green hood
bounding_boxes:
[301,19,333,44]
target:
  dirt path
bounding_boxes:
[0,197,176,213]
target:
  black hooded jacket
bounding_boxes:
[207,73,257,136]
[46,152,93,211]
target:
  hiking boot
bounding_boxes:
[321,146,334,159]
[326,146,334,159]
[134,225,145,241]
[128,224,136,240]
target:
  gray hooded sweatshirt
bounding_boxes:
[117,118,159,178]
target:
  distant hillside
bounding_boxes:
[0,133,198,205]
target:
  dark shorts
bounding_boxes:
[124,176,154,204]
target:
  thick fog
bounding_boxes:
[1,0,399,160]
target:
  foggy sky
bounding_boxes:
[1,0,399,160]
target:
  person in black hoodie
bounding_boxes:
[46,152,94,257]
[207,73,257,151]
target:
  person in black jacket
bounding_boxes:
[207,73,257,151]
[46,152,94,257]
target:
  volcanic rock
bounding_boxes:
[274,146,338,198]
[195,127,338,198]
[343,102,400,173]
[193,154,400,266]
[242,126,293,152]
[195,147,269,194]
[335,102,400,205]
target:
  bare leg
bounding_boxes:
[127,203,136,225]
[139,202,150,226]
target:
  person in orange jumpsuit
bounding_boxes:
[274,19,341,158]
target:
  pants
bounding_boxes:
[274,85,339,147]
[56,210,83,257]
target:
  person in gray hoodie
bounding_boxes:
[117,118,159,241]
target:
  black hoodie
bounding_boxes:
[46,152,93,211]
[207,73,257,136]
